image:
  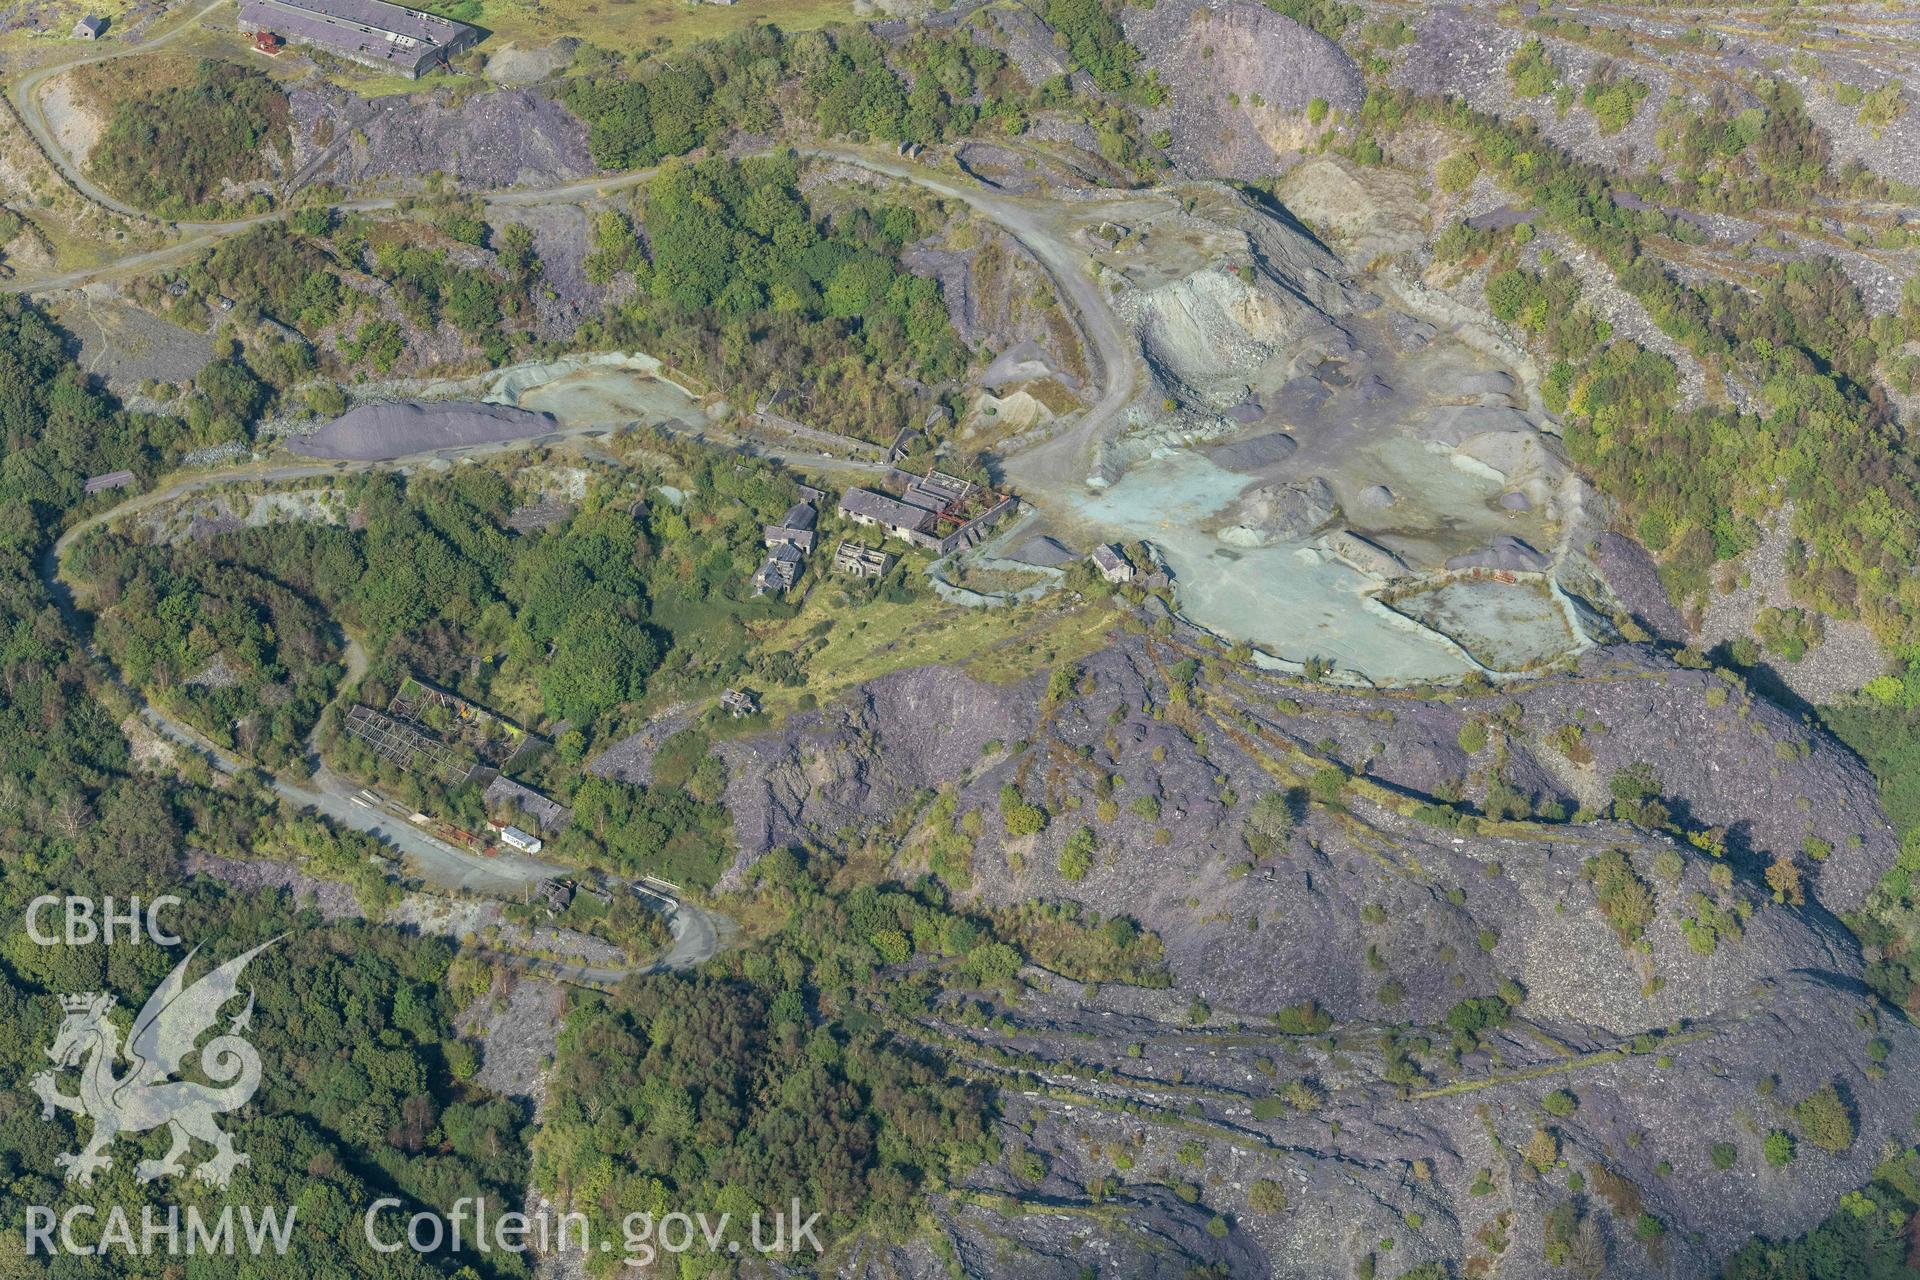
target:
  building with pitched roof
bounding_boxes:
[751,541,805,596]
[763,501,818,554]
[838,488,937,542]
[237,0,477,77]
[1090,543,1134,583]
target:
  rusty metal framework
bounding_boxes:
[343,705,482,785]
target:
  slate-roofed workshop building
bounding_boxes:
[238,0,477,77]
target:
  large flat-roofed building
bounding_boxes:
[238,0,478,77]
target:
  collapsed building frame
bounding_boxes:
[837,466,1018,557]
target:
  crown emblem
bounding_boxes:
[60,993,110,1014]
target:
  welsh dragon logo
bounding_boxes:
[29,939,279,1189]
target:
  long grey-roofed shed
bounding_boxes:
[238,0,478,77]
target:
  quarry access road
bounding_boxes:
[807,147,1142,491]
[8,132,1139,494]
[12,0,655,233]
[1,166,667,295]
[127,702,729,978]
[46,454,730,978]
[8,0,237,224]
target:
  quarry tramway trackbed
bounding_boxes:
[45,456,730,983]
[6,127,1140,489]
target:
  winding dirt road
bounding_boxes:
[8,0,234,224]
[48,453,729,982]
[2,1,664,297]
[807,147,1142,490]
[7,79,1141,488]
[11,75,1143,956]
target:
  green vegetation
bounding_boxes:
[1725,1154,1920,1279]
[535,845,1168,1258]
[73,543,343,769]
[1249,1178,1288,1213]
[1582,73,1649,134]
[1444,996,1509,1036]
[0,298,533,1280]
[1436,151,1479,193]
[92,60,288,218]
[1244,788,1296,857]
[161,213,541,385]
[1764,1129,1797,1167]
[1046,0,1147,96]
[1583,850,1656,946]
[1680,892,1743,956]
[1356,88,1920,648]
[1506,38,1559,98]
[75,441,837,886]
[1059,824,1097,880]
[1001,783,1049,837]
[1825,702,1920,1010]
[1794,1082,1856,1153]
[567,775,733,888]
[1753,606,1825,662]
[600,154,963,445]
[1266,0,1360,41]
[563,24,1026,165]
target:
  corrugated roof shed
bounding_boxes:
[84,470,136,494]
[482,775,571,831]
[238,0,476,75]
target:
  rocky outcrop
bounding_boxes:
[905,223,1089,386]
[715,634,1907,1277]
[1123,0,1366,181]
[288,86,593,196]
[1107,187,1354,408]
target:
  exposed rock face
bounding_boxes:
[1506,649,1898,912]
[1205,429,1297,471]
[904,223,1089,385]
[1107,186,1354,407]
[1321,528,1410,579]
[1123,0,1366,181]
[493,203,636,341]
[720,665,1029,861]
[718,635,1907,1277]
[1588,530,1686,642]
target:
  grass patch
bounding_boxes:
[87,57,288,217]
[749,587,1111,716]
[442,0,855,56]
[1824,703,1920,839]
